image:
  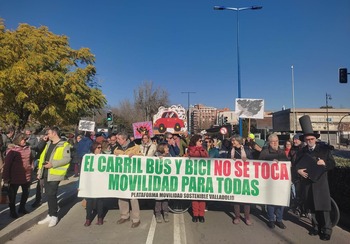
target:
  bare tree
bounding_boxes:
[134,81,169,121]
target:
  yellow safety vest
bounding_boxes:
[39,141,70,176]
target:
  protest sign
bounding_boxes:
[78,155,291,206]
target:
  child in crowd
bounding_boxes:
[154,142,170,223]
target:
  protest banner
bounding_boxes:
[78,155,291,206]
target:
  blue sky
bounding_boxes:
[1,0,350,112]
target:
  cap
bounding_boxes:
[293,133,303,140]
[248,133,255,140]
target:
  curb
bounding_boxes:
[0,186,78,244]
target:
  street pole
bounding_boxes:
[326,93,332,144]
[291,65,296,134]
[214,5,262,137]
[181,91,196,133]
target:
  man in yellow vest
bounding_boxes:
[37,126,71,227]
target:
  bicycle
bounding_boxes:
[168,199,191,214]
[290,187,340,227]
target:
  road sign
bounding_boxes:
[220,127,228,135]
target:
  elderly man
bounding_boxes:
[114,131,142,228]
[259,133,289,229]
[164,132,180,157]
[295,115,335,241]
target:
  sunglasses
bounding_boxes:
[167,137,173,139]
[97,146,102,149]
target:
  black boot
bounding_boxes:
[18,205,29,214]
[9,204,18,219]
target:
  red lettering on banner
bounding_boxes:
[243,161,250,178]
[234,161,243,177]
[271,163,279,180]
[253,162,260,178]
[234,161,250,178]
[214,160,231,176]
[252,161,290,180]
[280,163,289,180]
[261,163,270,179]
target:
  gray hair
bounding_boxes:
[268,133,279,142]
[117,131,128,140]
[230,135,244,145]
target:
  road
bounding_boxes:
[5,200,350,244]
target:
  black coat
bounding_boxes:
[295,144,335,211]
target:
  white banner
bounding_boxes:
[78,155,291,206]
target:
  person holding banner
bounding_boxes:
[230,135,254,226]
[140,134,157,157]
[154,142,171,223]
[114,131,142,228]
[84,142,105,226]
[187,134,209,223]
[259,133,288,229]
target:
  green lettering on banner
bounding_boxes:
[98,156,106,172]
[106,156,115,172]
[216,177,224,193]
[146,158,154,173]
[175,159,182,174]
[109,174,119,190]
[163,159,172,175]
[115,157,123,172]
[251,180,259,196]
[83,155,94,172]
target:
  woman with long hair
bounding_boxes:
[3,133,33,218]
[84,141,105,226]
[187,134,208,223]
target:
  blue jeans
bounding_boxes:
[267,205,284,222]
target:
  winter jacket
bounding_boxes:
[187,146,209,158]
[3,145,33,184]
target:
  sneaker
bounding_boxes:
[48,216,58,227]
[38,215,51,225]
[163,213,170,223]
[156,215,162,223]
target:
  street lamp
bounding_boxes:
[214,5,262,136]
[325,93,332,144]
[337,113,350,149]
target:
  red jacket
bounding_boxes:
[187,146,209,158]
[3,145,33,184]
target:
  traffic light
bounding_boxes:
[223,116,228,125]
[107,112,113,121]
[339,68,348,83]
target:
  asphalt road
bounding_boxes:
[5,200,350,244]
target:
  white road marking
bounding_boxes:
[174,214,187,244]
[146,215,157,244]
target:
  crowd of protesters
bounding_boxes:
[0,120,336,241]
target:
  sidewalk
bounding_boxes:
[0,174,79,243]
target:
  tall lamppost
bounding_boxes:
[291,65,297,134]
[181,91,196,133]
[214,5,262,136]
[326,93,332,144]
